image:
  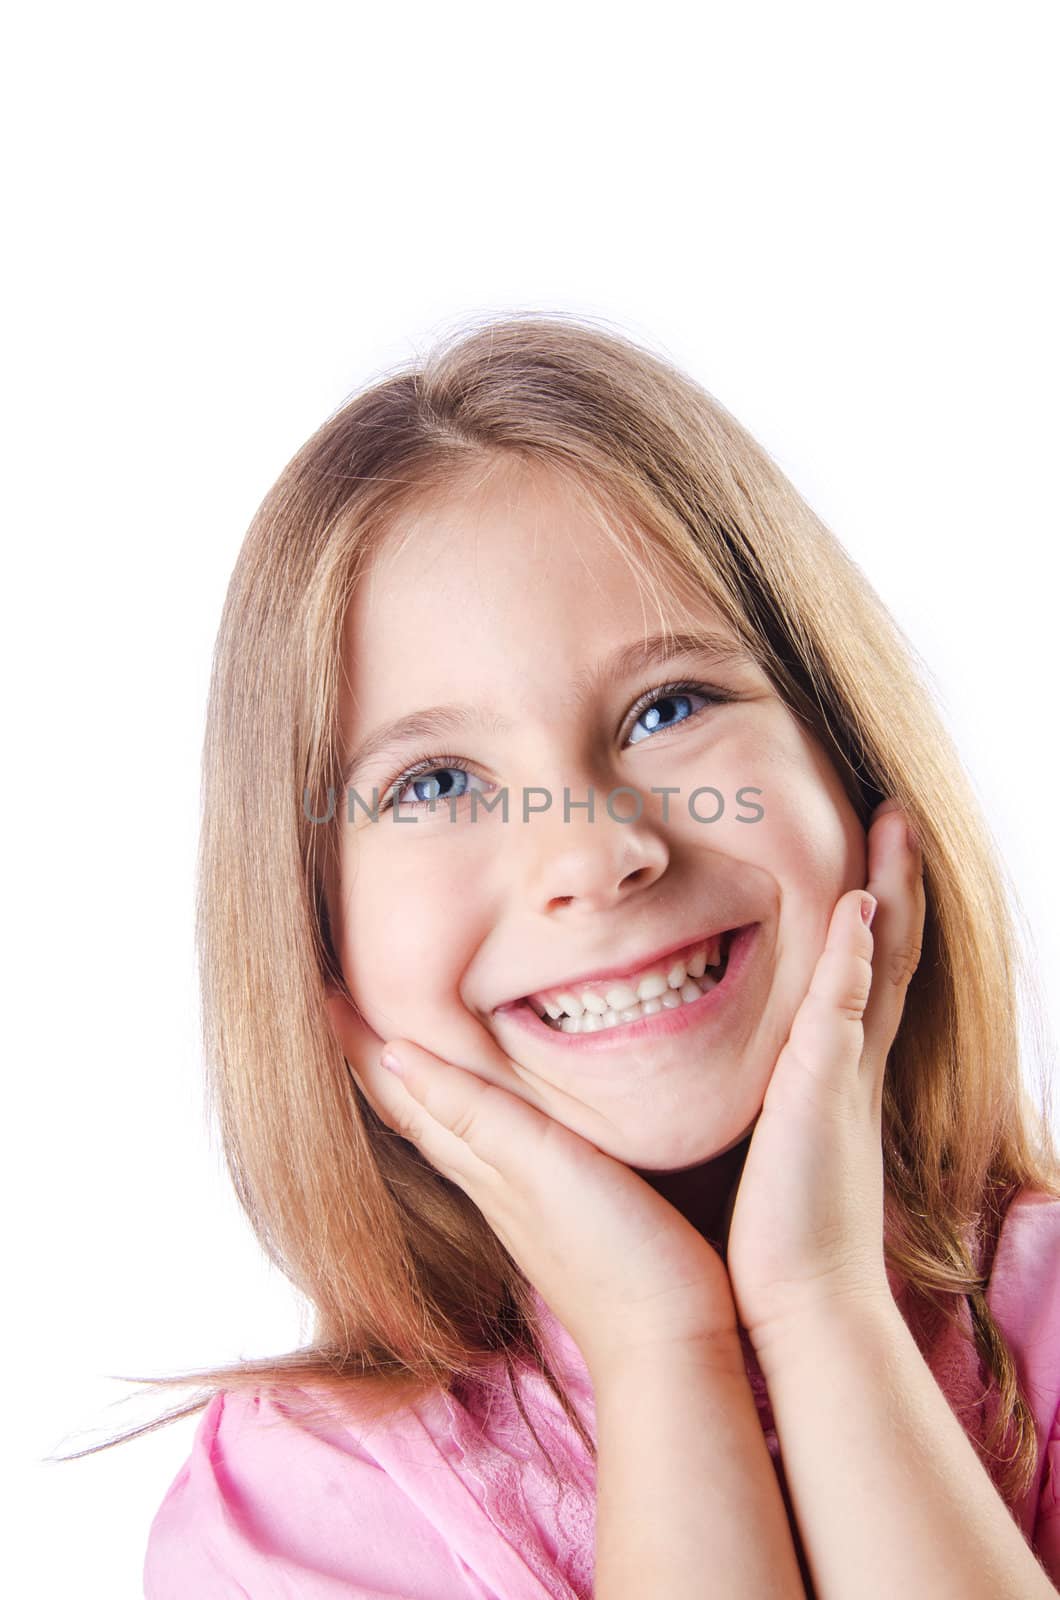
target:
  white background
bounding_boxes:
[5,2,1058,1594]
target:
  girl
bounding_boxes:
[138,315,1060,1597]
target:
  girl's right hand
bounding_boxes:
[325,994,739,1378]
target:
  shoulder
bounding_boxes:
[987,1188,1060,1565]
[989,1187,1060,1369]
[142,1386,486,1599]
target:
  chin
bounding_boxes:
[633,1117,758,1173]
[632,1150,726,1176]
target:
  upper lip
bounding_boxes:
[492,924,747,1013]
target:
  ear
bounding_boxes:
[324,982,388,1070]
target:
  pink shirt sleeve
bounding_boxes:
[143,1390,498,1599]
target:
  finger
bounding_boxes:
[861,803,926,1084]
[368,1038,569,1185]
[361,1050,509,1200]
[775,890,875,1099]
[325,989,566,1206]
[324,989,486,1185]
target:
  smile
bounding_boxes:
[531,928,734,1032]
[496,924,760,1055]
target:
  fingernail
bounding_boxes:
[380,1050,406,1078]
[860,894,877,928]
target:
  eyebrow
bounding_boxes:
[340,629,754,786]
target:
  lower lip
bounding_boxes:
[496,923,759,1057]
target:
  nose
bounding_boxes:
[522,790,670,914]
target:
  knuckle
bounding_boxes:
[817,948,872,1018]
[392,1112,423,1143]
[448,1104,480,1143]
[887,939,922,987]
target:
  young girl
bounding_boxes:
[139,315,1060,1597]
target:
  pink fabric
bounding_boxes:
[144,1189,1060,1597]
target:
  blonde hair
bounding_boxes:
[64,312,1060,1512]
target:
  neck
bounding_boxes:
[632,1133,752,1255]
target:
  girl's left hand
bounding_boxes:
[725,799,926,1359]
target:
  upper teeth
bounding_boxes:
[529,933,728,1021]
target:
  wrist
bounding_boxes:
[748,1284,903,1382]
[587,1321,747,1389]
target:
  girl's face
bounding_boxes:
[331,464,867,1172]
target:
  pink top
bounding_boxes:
[144,1189,1060,1598]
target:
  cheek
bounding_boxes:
[338,846,479,1028]
[724,720,861,890]
[770,802,852,896]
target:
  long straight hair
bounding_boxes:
[65,313,1060,1514]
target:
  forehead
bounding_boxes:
[344,465,729,659]
[336,466,751,773]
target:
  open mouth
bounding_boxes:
[527,926,739,1037]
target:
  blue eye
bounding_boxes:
[381,679,729,813]
[627,684,712,746]
[391,765,487,811]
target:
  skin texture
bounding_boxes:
[326,461,869,1249]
